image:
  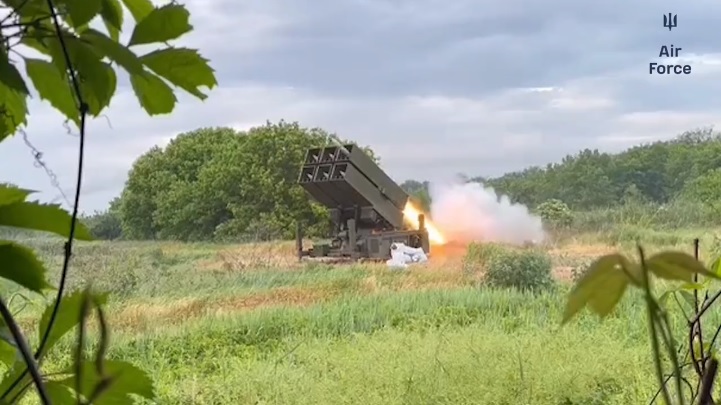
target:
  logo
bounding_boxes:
[663,13,677,31]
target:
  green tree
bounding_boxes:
[0,0,216,402]
[83,197,122,240]
[119,127,242,240]
[483,129,721,210]
[117,121,377,241]
[679,168,721,214]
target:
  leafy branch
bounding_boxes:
[0,0,217,403]
[563,241,721,405]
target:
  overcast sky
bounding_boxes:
[2,0,721,212]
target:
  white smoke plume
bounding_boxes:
[429,180,546,245]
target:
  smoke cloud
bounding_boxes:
[429,181,546,245]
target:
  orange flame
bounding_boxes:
[402,202,445,245]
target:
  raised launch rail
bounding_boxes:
[296,144,429,260]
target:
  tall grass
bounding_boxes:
[45,288,658,404]
[6,205,721,403]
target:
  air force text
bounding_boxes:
[649,45,691,75]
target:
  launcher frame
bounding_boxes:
[296,143,430,261]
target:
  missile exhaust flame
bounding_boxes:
[402,202,445,245]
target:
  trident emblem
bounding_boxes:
[663,13,677,31]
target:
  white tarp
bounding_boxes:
[385,242,428,269]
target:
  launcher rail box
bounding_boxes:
[296,144,430,261]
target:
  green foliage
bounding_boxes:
[37,291,107,356]
[0,242,52,292]
[536,198,573,228]
[563,250,717,323]
[0,0,216,141]
[469,244,555,291]
[432,128,721,211]
[83,210,123,240]
[0,185,157,403]
[117,121,377,241]
[83,198,123,240]
[0,0,216,401]
[679,167,721,214]
[563,247,721,404]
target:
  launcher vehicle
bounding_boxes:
[296,143,430,261]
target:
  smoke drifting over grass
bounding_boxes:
[429,181,546,245]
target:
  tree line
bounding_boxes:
[479,128,721,210]
[85,124,721,241]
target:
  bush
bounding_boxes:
[84,210,123,240]
[536,199,573,228]
[483,247,555,291]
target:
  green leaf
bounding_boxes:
[140,48,217,100]
[120,0,153,22]
[0,318,20,368]
[0,241,52,292]
[81,29,145,75]
[33,35,115,115]
[659,290,672,308]
[100,0,124,41]
[646,251,719,282]
[83,62,117,116]
[0,50,29,96]
[44,381,76,405]
[59,0,102,28]
[24,58,79,125]
[0,201,92,240]
[48,33,116,116]
[38,291,108,356]
[0,51,29,141]
[129,72,177,115]
[0,84,28,141]
[0,185,34,206]
[65,43,118,116]
[711,257,721,277]
[0,339,19,369]
[678,290,695,307]
[128,4,192,46]
[680,282,705,291]
[1,0,48,18]
[0,359,31,401]
[59,360,155,404]
[562,253,631,324]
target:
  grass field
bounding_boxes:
[8,228,721,404]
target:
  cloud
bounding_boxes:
[2,0,721,212]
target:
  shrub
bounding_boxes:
[537,199,573,228]
[484,247,555,291]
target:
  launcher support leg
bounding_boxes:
[418,213,430,254]
[347,218,357,259]
[295,222,303,261]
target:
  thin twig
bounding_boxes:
[75,293,90,404]
[694,239,707,377]
[654,300,685,404]
[0,0,89,399]
[699,358,719,405]
[690,290,721,325]
[639,245,674,405]
[0,297,50,404]
[36,0,88,359]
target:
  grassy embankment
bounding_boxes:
[8,226,721,404]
